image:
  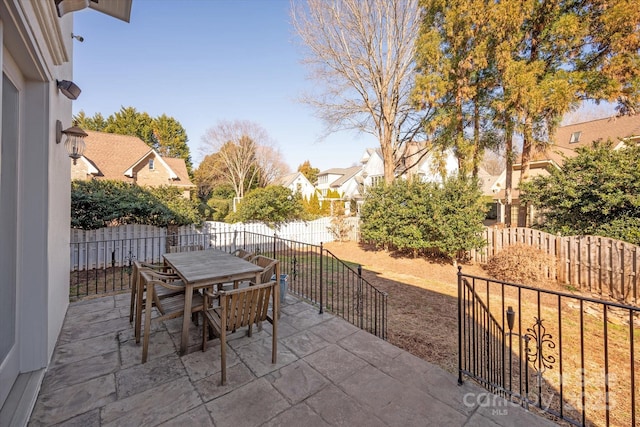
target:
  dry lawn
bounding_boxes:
[324,241,483,374]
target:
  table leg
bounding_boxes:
[180,284,193,355]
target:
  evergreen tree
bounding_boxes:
[297,160,320,185]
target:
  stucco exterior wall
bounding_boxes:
[1,0,74,419]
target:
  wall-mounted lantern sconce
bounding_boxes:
[56,79,81,100]
[56,120,87,164]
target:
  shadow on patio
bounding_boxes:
[29,293,557,426]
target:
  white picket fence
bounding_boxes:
[69,218,359,271]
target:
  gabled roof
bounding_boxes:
[328,166,362,188]
[319,167,350,176]
[532,114,640,168]
[360,148,382,164]
[124,150,178,179]
[274,172,309,188]
[553,114,640,150]
[80,130,194,187]
[83,131,151,182]
[162,157,194,187]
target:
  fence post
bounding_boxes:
[319,242,324,314]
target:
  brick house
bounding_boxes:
[72,130,195,198]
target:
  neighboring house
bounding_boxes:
[274,172,316,200]
[317,145,460,215]
[358,148,385,188]
[72,130,195,198]
[316,166,362,200]
[396,142,458,183]
[0,1,132,424]
[491,114,640,225]
[316,166,362,215]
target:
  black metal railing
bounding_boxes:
[458,268,639,427]
[212,231,387,339]
[69,230,387,339]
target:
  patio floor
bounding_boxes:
[28,293,557,426]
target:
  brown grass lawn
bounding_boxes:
[323,241,482,373]
[323,241,639,427]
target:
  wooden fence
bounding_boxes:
[470,227,640,305]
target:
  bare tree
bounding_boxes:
[200,120,277,200]
[256,145,290,187]
[291,0,426,184]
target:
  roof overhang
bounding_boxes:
[124,150,178,179]
[79,156,100,175]
[55,0,132,23]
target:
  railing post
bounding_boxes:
[273,232,277,259]
[319,242,324,314]
[358,265,363,330]
[458,266,463,386]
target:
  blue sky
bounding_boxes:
[72,0,377,172]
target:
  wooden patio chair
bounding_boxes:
[231,248,254,260]
[219,254,278,292]
[250,255,280,285]
[130,260,184,343]
[141,269,204,363]
[201,280,279,385]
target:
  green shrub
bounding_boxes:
[71,179,202,229]
[359,176,487,261]
[226,186,307,229]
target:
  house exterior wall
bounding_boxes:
[361,151,384,189]
[289,174,315,199]
[0,0,74,420]
[411,148,457,183]
[71,160,91,180]
[133,154,174,187]
[335,177,359,200]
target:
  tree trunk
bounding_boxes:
[472,99,480,178]
[504,116,514,228]
[518,116,533,227]
[382,124,395,184]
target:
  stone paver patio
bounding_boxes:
[28,292,557,426]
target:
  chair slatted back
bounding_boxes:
[250,255,279,284]
[219,280,276,332]
[232,248,254,260]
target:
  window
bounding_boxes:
[570,131,581,143]
[370,175,384,187]
[148,158,155,170]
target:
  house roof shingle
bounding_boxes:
[83,131,151,182]
[329,166,361,188]
[81,130,194,187]
[163,157,194,187]
[553,114,640,150]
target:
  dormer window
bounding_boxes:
[148,158,155,170]
[570,131,581,143]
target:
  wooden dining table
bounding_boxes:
[162,249,264,355]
